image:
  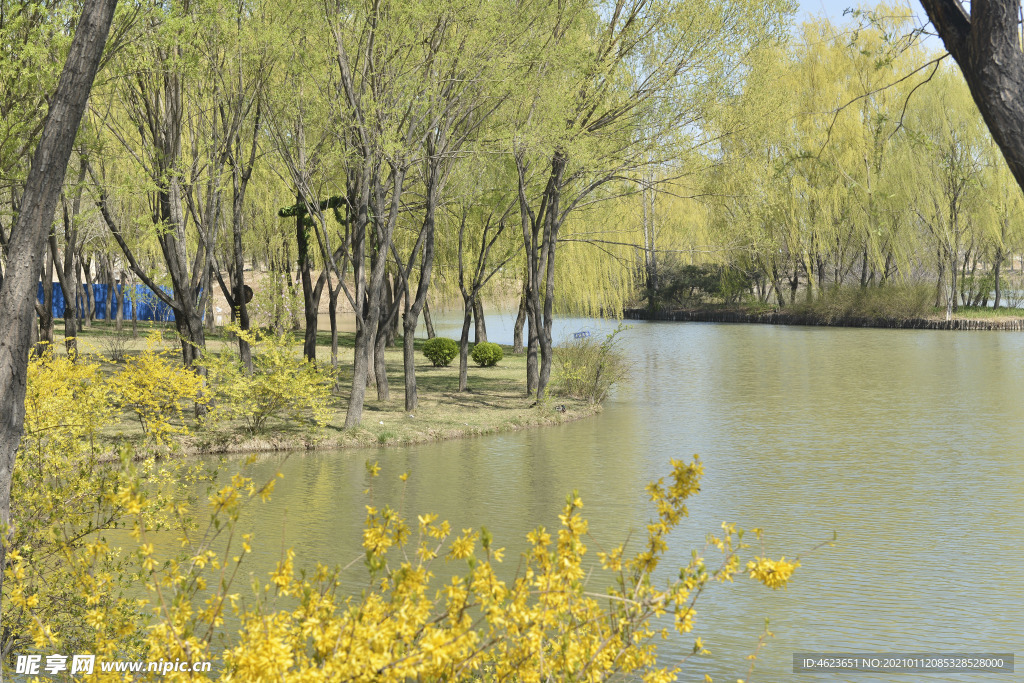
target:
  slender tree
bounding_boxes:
[0,0,118,651]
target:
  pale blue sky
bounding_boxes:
[798,0,928,23]
[796,0,942,51]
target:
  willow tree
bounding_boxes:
[784,13,928,293]
[92,0,226,370]
[843,11,928,287]
[905,66,988,317]
[983,140,1024,307]
[695,10,942,302]
[205,0,277,371]
[261,0,343,364]
[335,0,522,408]
[701,40,802,306]
[509,0,791,398]
[0,0,74,274]
[319,0,455,425]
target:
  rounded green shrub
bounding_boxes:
[423,337,459,367]
[471,341,503,367]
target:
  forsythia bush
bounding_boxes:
[6,349,806,682]
[9,456,801,682]
[107,332,207,443]
[201,327,332,434]
[5,345,203,663]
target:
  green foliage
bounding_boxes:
[553,325,629,403]
[0,1,71,184]
[201,327,332,434]
[423,337,459,367]
[791,284,932,322]
[470,341,503,367]
[655,259,753,306]
[960,272,995,307]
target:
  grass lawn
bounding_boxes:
[52,320,597,456]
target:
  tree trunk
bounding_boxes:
[994,244,1004,309]
[233,239,252,373]
[423,299,436,339]
[0,0,117,642]
[920,0,1024,196]
[56,247,79,357]
[130,278,138,338]
[102,256,113,322]
[373,321,389,400]
[771,263,786,307]
[949,250,959,316]
[881,251,894,285]
[344,177,371,429]
[366,313,377,390]
[536,154,568,400]
[34,251,55,355]
[329,286,340,371]
[348,166,406,425]
[76,270,85,329]
[459,296,473,392]
[384,275,397,347]
[402,308,417,408]
[473,297,487,343]
[82,255,95,327]
[348,321,371,427]
[513,282,526,354]
[115,271,125,332]
[296,196,320,361]
[205,269,216,333]
[525,298,539,394]
[400,159,439,411]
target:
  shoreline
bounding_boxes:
[177,400,602,457]
[55,324,606,461]
[624,307,1024,331]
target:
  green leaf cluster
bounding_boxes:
[422,337,459,367]
[470,341,503,367]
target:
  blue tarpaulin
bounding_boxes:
[37,283,176,322]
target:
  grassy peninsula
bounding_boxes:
[59,320,598,457]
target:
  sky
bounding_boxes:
[798,0,929,23]
[796,0,942,51]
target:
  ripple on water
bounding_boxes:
[208,317,1024,682]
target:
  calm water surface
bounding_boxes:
[210,316,1024,682]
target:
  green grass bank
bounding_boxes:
[49,321,599,456]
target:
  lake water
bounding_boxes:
[209,315,1024,681]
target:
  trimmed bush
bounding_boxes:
[423,337,459,367]
[471,341,503,367]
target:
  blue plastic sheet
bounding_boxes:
[37,283,175,322]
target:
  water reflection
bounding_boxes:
[207,318,1024,681]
